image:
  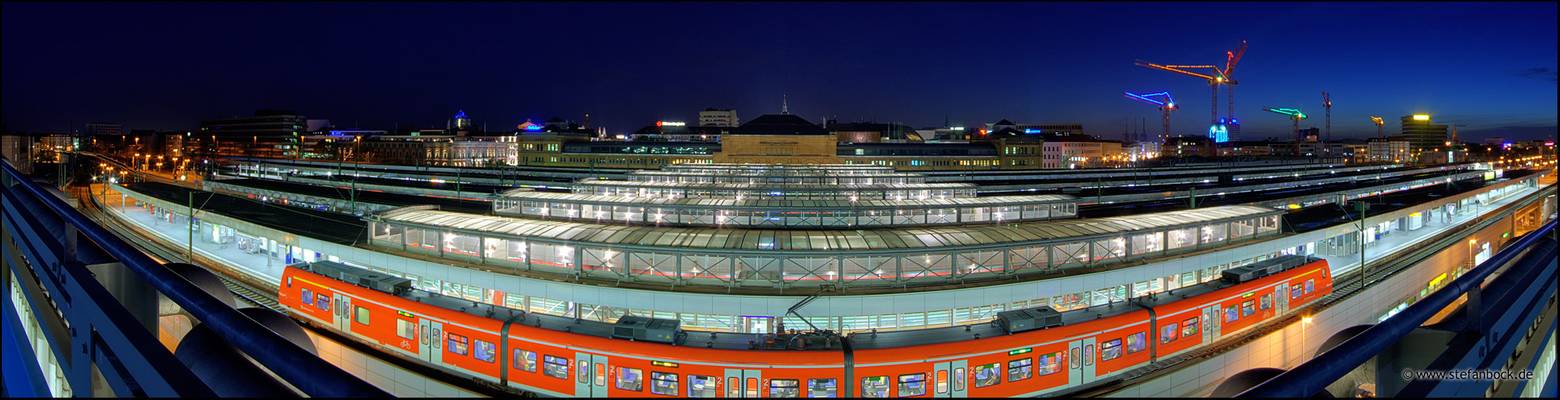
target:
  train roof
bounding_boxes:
[296,260,787,351]
[293,254,1319,353]
[845,299,1147,350]
[1131,254,1320,310]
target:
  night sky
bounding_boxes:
[4,2,1556,141]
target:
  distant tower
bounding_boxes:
[583,113,591,129]
[453,110,471,130]
[781,94,789,115]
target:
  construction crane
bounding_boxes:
[1124,91,1177,144]
[1135,60,1224,140]
[1214,40,1248,140]
[1370,115,1385,138]
[1321,91,1333,144]
[1266,107,1304,153]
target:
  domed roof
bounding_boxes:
[734,114,827,135]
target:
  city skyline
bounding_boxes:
[3,2,1556,140]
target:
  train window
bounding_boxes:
[1100,339,1122,361]
[446,333,469,356]
[542,355,568,379]
[473,339,495,363]
[973,363,1001,387]
[316,294,329,312]
[286,276,292,288]
[1007,358,1033,382]
[770,379,800,398]
[687,375,717,397]
[1291,285,1303,299]
[615,367,643,391]
[1126,332,1147,354]
[952,368,965,392]
[1182,318,1200,337]
[513,350,536,372]
[745,377,757,397]
[578,361,589,384]
[1241,300,1255,317]
[1304,279,1315,294]
[1038,352,1063,376]
[727,377,740,397]
[301,288,313,305]
[1225,305,1239,323]
[650,372,678,396]
[860,376,889,398]
[355,306,370,325]
[807,378,838,398]
[1161,323,1180,344]
[897,374,927,397]
[1261,294,1273,310]
[396,319,414,340]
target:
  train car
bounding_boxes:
[1147,256,1332,359]
[279,255,1330,398]
[849,305,1151,397]
[280,262,845,397]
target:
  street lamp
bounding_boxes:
[1337,200,1370,288]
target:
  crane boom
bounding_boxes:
[1134,61,1220,80]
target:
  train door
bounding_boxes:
[934,360,968,397]
[1276,283,1290,315]
[1066,338,1097,387]
[418,319,444,365]
[722,369,761,397]
[1202,305,1222,343]
[332,293,352,333]
[574,353,609,396]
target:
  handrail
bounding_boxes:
[1237,219,1558,397]
[1,159,389,397]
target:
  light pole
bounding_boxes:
[1301,314,1314,358]
[1337,200,1370,287]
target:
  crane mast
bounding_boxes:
[1124,91,1178,144]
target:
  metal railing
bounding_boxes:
[1,159,389,397]
[1238,218,1558,397]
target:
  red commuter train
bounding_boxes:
[279,255,1331,397]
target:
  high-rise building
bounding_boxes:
[1401,114,1449,155]
[84,122,123,137]
[199,110,309,158]
[698,108,740,127]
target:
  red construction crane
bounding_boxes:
[1215,40,1248,138]
[1322,91,1333,144]
[1135,61,1222,128]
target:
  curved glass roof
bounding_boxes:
[378,204,1278,253]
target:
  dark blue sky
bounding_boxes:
[4,2,1556,140]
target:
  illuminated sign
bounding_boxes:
[1412,114,1431,121]
[657,121,686,127]
[651,360,679,368]
[951,126,965,131]
[1024,128,1043,134]
[397,310,415,318]
[1008,347,1033,356]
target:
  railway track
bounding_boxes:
[1076,185,1553,397]
[77,186,285,311]
[76,185,514,398]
